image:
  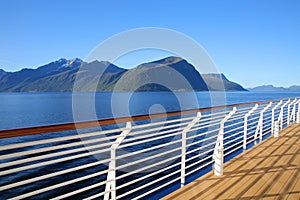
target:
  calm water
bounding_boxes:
[0,91,299,130]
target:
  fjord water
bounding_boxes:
[0,92,300,130]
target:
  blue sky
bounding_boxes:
[0,0,299,87]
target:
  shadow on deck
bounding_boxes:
[163,124,300,200]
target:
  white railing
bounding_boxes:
[0,97,299,199]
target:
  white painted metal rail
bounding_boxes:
[0,97,299,199]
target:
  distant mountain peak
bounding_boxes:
[46,58,83,72]
[137,56,186,69]
[56,58,68,63]
[90,60,112,66]
[68,58,83,65]
[248,84,300,92]
[149,56,183,65]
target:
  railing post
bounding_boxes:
[297,100,300,124]
[181,112,201,187]
[213,107,237,176]
[244,104,258,150]
[255,102,272,144]
[274,121,280,137]
[288,101,291,125]
[110,147,117,200]
[279,99,291,130]
[104,122,132,200]
[272,100,282,135]
[287,99,297,125]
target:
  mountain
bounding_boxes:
[202,73,247,91]
[288,85,300,92]
[113,56,208,91]
[0,69,6,79]
[248,85,300,92]
[0,57,246,92]
[0,59,126,92]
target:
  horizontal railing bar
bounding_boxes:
[187,126,218,137]
[186,148,214,163]
[119,168,181,199]
[246,137,256,145]
[117,138,182,160]
[186,127,218,141]
[199,110,228,118]
[185,160,214,177]
[131,176,181,200]
[225,140,243,150]
[0,140,111,169]
[124,123,187,140]
[224,120,245,129]
[118,131,181,149]
[0,159,108,191]
[1,149,111,176]
[52,181,107,200]
[10,170,109,200]
[117,160,181,190]
[185,155,213,170]
[0,127,122,151]
[224,130,244,140]
[199,114,228,124]
[186,140,216,155]
[117,147,181,170]
[225,125,244,135]
[0,99,279,139]
[225,143,244,156]
[262,130,272,136]
[187,134,218,149]
[131,116,195,131]
[117,155,181,180]
[224,134,244,147]
[0,134,115,160]
[192,120,222,131]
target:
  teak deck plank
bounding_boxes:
[162,123,300,200]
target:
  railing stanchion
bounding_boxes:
[181,112,201,187]
[244,104,258,150]
[104,122,132,200]
[279,99,291,131]
[288,99,297,125]
[291,100,296,123]
[213,107,236,176]
[297,100,300,124]
[255,102,272,144]
[274,121,280,137]
[297,101,300,124]
[272,100,282,135]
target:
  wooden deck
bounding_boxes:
[163,123,300,200]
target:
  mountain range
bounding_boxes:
[248,85,300,92]
[0,57,247,92]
